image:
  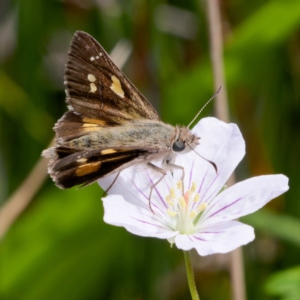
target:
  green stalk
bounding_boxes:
[183,251,200,300]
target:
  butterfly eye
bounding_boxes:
[172,140,186,152]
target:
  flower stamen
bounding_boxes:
[177,181,183,190]
[179,196,186,208]
[193,194,200,202]
[198,203,208,212]
[166,195,174,206]
[190,211,197,218]
[170,188,176,199]
[191,182,197,193]
[167,209,177,217]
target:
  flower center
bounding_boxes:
[165,181,207,234]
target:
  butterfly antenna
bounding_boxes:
[187,85,222,129]
[187,143,218,173]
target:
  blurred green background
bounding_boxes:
[1,0,300,299]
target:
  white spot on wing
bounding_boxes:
[87,74,96,82]
[77,158,87,163]
[90,56,95,61]
[90,83,97,93]
[110,75,124,98]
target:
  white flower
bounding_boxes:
[98,118,289,256]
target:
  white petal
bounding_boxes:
[176,117,245,204]
[174,221,254,256]
[99,163,170,213]
[102,194,178,239]
[202,174,289,226]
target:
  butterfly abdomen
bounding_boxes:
[62,120,175,150]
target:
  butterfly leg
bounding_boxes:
[165,162,185,195]
[101,172,121,197]
[147,162,167,213]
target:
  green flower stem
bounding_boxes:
[184,251,200,300]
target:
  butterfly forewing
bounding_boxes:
[65,31,160,123]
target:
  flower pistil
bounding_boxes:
[165,181,207,235]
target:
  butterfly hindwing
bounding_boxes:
[47,147,148,188]
[54,111,117,141]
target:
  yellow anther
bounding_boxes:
[167,196,174,206]
[170,188,176,199]
[193,194,200,202]
[179,196,186,208]
[191,182,197,193]
[198,203,208,212]
[190,211,197,218]
[177,180,182,190]
[166,195,174,206]
[167,209,177,217]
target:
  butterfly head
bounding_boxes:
[171,127,200,154]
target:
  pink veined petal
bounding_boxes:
[201,174,289,226]
[175,117,245,205]
[102,194,178,239]
[174,221,254,256]
[99,163,170,212]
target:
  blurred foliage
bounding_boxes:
[265,266,300,300]
[0,0,300,299]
